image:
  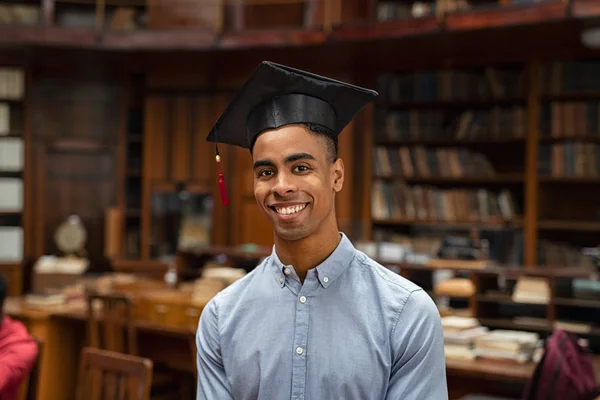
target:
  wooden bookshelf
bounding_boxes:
[370,62,529,266]
[369,57,600,270]
[380,260,600,352]
[122,72,144,259]
[0,64,27,265]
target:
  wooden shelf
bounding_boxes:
[372,218,523,229]
[374,137,525,147]
[0,132,24,138]
[443,0,567,31]
[374,174,524,184]
[390,261,595,278]
[0,211,21,216]
[554,297,600,308]
[539,136,600,143]
[478,318,552,332]
[330,15,440,41]
[537,219,600,232]
[477,293,548,306]
[378,97,525,109]
[539,176,600,184]
[572,0,600,17]
[0,170,22,178]
[0,0,588,51]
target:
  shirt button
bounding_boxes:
[323,277,329,283]
[284,268,291,275]
[296,347,304,355]
[279,277,284,284]
[299,296,307,303]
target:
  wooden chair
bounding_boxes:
[86,293,138,355]
[18,338,43,400]
[76,347,153,400]
[85,291,188,399]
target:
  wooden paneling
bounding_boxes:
[40,145,116,259]
[171,97,191,182]
[0,263,23,296]
[144,96,168,182]
[30,75,121,259]
[142,92,234,257]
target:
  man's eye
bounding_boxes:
[294,165,309,172]
[259,170,273,177]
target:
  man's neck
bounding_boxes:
[274,225,342,283]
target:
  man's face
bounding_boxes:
[252,125,344,241]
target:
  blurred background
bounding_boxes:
[1,0,600,399]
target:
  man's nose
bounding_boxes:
[272,171,296,196]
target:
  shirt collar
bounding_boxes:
[269,232,356,289]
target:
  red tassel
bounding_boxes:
[216,154,229,206]
[218,172,229,206]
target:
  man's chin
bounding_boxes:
[274,226,310,242]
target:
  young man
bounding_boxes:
[0,275,39,400]
[196,61,448,399]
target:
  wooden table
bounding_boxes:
[4,297,197,400]
[446,355,600,399]
[5,296,600,400]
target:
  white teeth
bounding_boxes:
[275,204,306,215]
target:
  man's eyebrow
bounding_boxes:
[284,153,316,163]
[253,159,275,169]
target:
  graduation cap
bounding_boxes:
[206,61,379,206]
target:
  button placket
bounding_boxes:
[290,286,312,399]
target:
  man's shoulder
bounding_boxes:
[353,250,423,295]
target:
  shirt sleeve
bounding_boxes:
[196,297,234,400]
[385,289,448,400]
[0,335,39,391]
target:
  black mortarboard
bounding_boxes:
[206,61,379,206]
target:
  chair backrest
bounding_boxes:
[76,347,153,400]
[87,292,138,355]
[26,338,43,400]
[18,338,43,400]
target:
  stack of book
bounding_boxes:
[441,316,489,360]
[512,277,550,304]
[473,330,541,364]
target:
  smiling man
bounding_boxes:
[196,61,448,400]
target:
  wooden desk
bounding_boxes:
[5,297,600,400]
[446,356,600,399]
[4,297,197,400]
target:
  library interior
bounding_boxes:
[1,0,600,398]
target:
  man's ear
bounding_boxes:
[332,158,344,192]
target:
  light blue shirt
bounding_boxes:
[196,233,448,399]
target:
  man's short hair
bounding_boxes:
[0,273,7,308]
[302,123,338,164]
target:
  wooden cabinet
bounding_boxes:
[141,94,231,259]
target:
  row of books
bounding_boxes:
[0,4,39,26]
[0,227,23,262]
[371,182,518,222]
[376,1,434,21]
[0,178,22,212]
[377,66,526,102]
[538,142,600,177]
[540,59,600,95]
[537,239,596,269]
[540,101,600,138]
[373,146,496,178]
[376,107,526,142]
[0,138,23,171]
[443,316,541,364]
[0,68,24,100]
